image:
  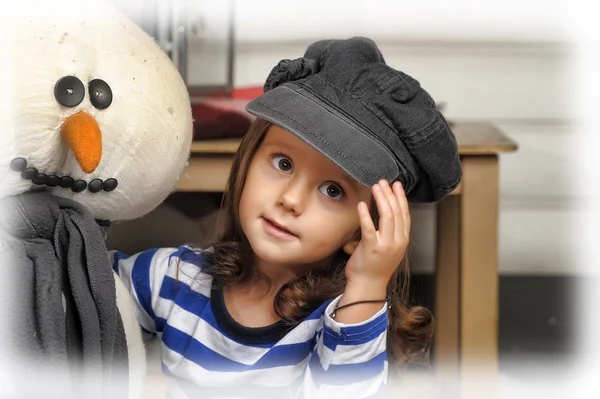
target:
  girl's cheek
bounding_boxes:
[253,160,273,178]
[260,156,277,174]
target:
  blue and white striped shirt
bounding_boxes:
[112,245,388,398]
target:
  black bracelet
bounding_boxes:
[330,292,392,318]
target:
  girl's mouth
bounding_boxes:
[262,217,298,240]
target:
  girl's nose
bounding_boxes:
[277,180,308,215]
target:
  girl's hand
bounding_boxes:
[345,179,411,289]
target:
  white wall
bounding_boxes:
[232,0,571,44]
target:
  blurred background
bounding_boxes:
[104,0,597,396]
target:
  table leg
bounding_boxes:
[433,155,500,395]
[434,195,461,377]
[460,155,500,396]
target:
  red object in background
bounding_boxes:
[191,86,453,140]
[191,86,263,140]
[230,86,264,100]
[199,86,264,100]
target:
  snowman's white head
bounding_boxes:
[0,0,193,221]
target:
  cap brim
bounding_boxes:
[245,84,399,187]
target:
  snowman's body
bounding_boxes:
[0,1,193,398]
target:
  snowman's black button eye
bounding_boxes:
[88,79,112,110]
[54,76,85,107]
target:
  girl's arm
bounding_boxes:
[299,295,388,398]
[110,245,203,334]
[300,180,410,397]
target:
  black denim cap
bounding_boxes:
[246,37,462,203]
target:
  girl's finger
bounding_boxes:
[393,181,411,240]
[383,180,403,239]
[357,200,376,241]
[373,180,394,239]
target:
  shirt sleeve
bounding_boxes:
[299,295,389,398]
[110,245,203,334]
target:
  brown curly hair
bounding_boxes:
[199,117,435,369]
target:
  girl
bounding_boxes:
[112,37,461,399]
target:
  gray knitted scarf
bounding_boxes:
[0,190,129,399]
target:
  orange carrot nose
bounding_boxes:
[61,111,102,174]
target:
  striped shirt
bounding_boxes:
[111,245,388,398]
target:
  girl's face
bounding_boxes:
[239,125,372,269]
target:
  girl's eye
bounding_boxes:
[271,155,293,173]
[319,183,346,200]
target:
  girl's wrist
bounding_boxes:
[346,273,389,289]
[342,277,388,303]
[332,279,389,323]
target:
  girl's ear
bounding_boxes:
[342,240,360,255]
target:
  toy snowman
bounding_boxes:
[0,0,193,398]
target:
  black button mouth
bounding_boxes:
[9,157,118,193]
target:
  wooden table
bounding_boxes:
[176,122,518,383]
